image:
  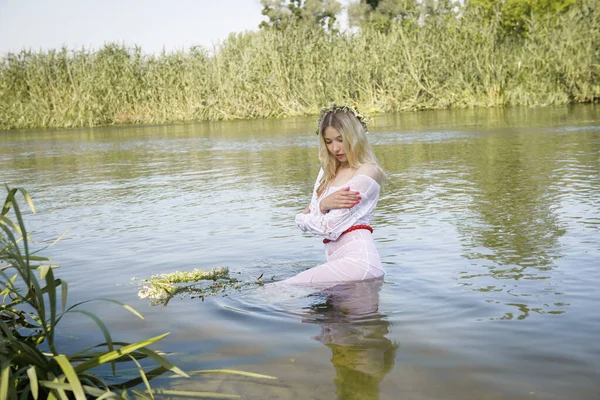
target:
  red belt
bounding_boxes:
[323,224,373,244]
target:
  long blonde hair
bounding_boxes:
[316,110,385,196]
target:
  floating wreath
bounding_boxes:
[134,267,272,306]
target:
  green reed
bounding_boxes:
[0,1,597,130]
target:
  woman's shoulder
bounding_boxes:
[354,163,382,185]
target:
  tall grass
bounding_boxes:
[0,1,598,130]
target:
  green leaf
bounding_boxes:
[68,349,148,362]
[0,224,26,266]
[38,265,51,280]
[95,390,122,400]
[54,354,87,400]
[74,333,170,373]
[40,388,69,400]
[127,355,154,400]
[42,373,73,399]
[144,389,240,398]
[27,366,39,399]
[0,273,18,300]
[38,381,112,398]
[60,298,144,323]
[110,367,167,390]
[7,193,30,264]
[135,348,188,378]
[47,227,70,248]
[17,187,35,214]
[69,310,116,375]
[46,268,58,350]
[81,386,117,399]
[5,335,49,367]
[186,369,277,379]
[1,358,11,400]
[61,279,68,313]
[0,214,22,235]
[26,227,70,259]
[24,255,51,261]
[31,264,59,270]
[95,298,144,320]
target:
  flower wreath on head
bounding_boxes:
[315,103,372,135]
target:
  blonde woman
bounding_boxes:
[283,105,386,284]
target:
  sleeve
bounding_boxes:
[295,174,380,241]
[308,168,324,209]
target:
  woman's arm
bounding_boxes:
[319,187,361,214]
[295,174,380,240]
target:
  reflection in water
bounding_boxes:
[374,113,600,320]
[463,134,565,272]
[302,279,397,400]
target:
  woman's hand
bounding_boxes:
[301,205,310,214]
[320,187,361,214]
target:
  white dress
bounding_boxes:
[282,168,385,284]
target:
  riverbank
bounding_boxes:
[1,1,598,131]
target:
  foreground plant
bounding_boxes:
[0,186,275,399]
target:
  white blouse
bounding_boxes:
[295,168,381,241]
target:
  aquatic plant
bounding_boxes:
[135,267,272,306]
[136,267,239,304]
[0,186,275,399]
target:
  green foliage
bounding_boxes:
[469,0,578,35]
[0,0,597,130]
[0,187,274,399]
[348,0,458,31]
[350,0,575,35]
[259,0,341,31]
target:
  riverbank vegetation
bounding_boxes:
[0,0,597,130]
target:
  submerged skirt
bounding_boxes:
[282,229,385,284]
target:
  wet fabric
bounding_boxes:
[283,169,385,284]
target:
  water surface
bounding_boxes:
[1,105,599,399]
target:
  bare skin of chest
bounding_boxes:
[330,166,357,187]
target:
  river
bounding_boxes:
[1,105,599,399]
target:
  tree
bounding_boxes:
[468,0,577,35]
[260,0,342,31]
[348,0,458,32]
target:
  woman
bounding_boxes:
[283,104,386,284]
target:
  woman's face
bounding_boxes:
[323,126,347,164]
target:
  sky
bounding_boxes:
[0,0,271,55]
[0,0,352,56]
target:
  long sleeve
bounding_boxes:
[295,173,380,241]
